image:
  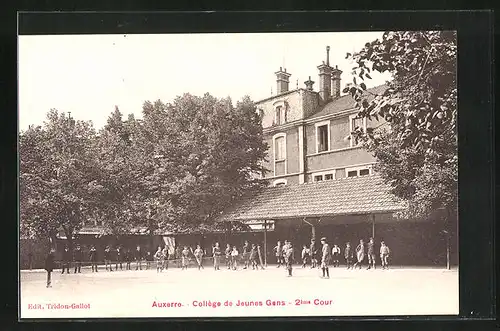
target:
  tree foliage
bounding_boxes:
[345,31,457,218]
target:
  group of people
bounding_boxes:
[291,237,391,271]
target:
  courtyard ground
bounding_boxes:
[20,264,459,319]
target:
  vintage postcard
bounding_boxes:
[19,30,459,319]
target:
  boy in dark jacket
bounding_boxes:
[61,246,71,274]
[45,248,56,288]
[73,245,83,273]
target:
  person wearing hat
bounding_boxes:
[45,248,56,288]
[73,245,83,273]
[61,246,71,274]
[89,245,98,272]
[344,242,354,269]
[310,238,318,269]
[284,241,294,276]
[320,237,331,278]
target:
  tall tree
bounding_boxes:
[20,110,98,249]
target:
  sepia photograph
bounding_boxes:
[19,30,459,319]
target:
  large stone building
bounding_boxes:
[220,46,457,267]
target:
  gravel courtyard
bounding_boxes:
[20,264,459,319]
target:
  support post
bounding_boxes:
[371,214,375,239]
[446,207,451,270]
[264,220,268,267]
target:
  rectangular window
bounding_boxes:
[347,170,358,177]
[274,136,285,160]
[359,169,370,176]
[325,174,334,180]
[349,114,367,147]
[275,106,284,125]
[314,175,323,182]
[317,125,329,152]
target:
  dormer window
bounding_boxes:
[315,120,331,153]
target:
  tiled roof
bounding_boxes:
[307,84,388,119]
[217,175,406,222]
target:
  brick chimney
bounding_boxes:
[275,67,291,94]
[317,46,332,104]
[304,76,315,91]
[331,65,342,99]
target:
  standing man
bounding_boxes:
[154,246,163,273]
[332,244,341,268]
[242,240,250,269]
[310,238,318,269]
[212,242,222,271]
[115,245,123,271]
[367,237,376,270]
[135,245,143,270]
[89,245,98,272]
[225,243,232,270]
[284,241,294,277]
[104,246,113,271]
[344,242,354,270]
[125,247,132,270]
[181,246,190,270]
[61,246,71,274]
[273,241,283,268]
[320,237,331,279]
[73,245,83,273]
[194,244,204,270]
[161,245,169,271]
[45,248,56,288]
[231,246,239,270]
[380,241,391,270]
[256,244,265,270]
[353,239,365,270]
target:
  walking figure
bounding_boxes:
[224,244,232,269]
[367,237,376,270]
[61,246,71,274]
[73,245,83,273]
[231,246,239,270]
[332,244,341,267]
[104,246,113,271]
[310,238,318,268]
[320,237,331,278]
[115,246,123,271]
[284,241,294,277]
[353,239,365,270]
[89,245,98,272]
[380,241,390,270]
[274,241,284,267]
[181,246,189,270]
[154,246,163,273]
[212,242,221,270]
[301,245,310,268]
[345,242,354,269]
[194,244,204,270]
[45,248,56,288]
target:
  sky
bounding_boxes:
[18,32,391,131]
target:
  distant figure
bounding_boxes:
[61,246,71,274]
[194,244,204,270]
[89,245,98,272]
[224,244,232,269]
[73,245,83,273]
[146,250,153,269]
[344,242,354,270]
[320,237,331,279]
[154,246,163,273]
[115,246,123,271]
[284,241,294,277]
[135,246,143,270]
[310,239,318,269]
[274,241,284,268]
[45,248,56,288]
[380,241,391,270]
[104,246,113,271]
[181,246,189,270]
[249,243,258,270]
[161,246,169,270]
[212,242,221,270]
[353,239,365,270]
[231,246,239,270]
[242,240,250,269]
[301,245,310,268]
[367,237,376,270]
[125,248,132,270]
[332,244,341,267]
